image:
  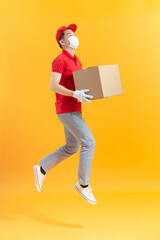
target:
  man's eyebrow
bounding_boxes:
[67,32,75,35]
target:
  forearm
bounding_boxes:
[51,84,75,97]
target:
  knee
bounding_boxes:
[90,138,96,149]
[82,137,95,149]
[64,143,80,154]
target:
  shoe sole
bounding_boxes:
[33,166,41,192]
[74,185,97,205]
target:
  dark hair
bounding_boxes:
[59,32,65,49]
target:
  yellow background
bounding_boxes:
[0,0,160,239]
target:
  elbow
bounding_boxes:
[50,82,59,92]
[50,86,56,92]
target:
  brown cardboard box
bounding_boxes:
[73,64,123,100]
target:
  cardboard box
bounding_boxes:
[73,64,123,100]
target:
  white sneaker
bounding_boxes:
[33,165,46,192]
[74,182,97,205]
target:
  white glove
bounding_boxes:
[73,89,93,103]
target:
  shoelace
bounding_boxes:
[88,185,92,193]
[87,186,95,198]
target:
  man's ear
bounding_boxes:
[60,39,64,46]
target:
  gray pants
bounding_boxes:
[39,111,95,185]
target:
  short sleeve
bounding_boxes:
[52,57,66,74]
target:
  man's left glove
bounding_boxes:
[73,89,93,103]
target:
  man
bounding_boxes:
[33,23,97,205]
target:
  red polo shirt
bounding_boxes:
[52,49,82,114]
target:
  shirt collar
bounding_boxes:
[62,49,78,61]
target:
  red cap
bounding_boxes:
[55,24,77,44]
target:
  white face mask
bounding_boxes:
[68,35,79,49]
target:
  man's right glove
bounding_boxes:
[73,89,93,103]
